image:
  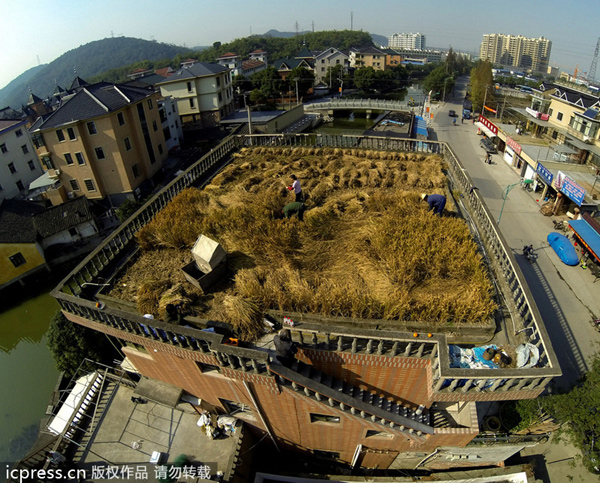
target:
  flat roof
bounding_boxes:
[220,109,286,125]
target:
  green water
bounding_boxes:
[0,289,59,462]
[313,111,378,136]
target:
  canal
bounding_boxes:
[0,285,60,464]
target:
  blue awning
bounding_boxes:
[570,218,600,262]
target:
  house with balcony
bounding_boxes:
[349,47,388,71]
[28,82,167,207]
[0,119,44,201]
[313,48,350,85]
[51,133,560,473]
[156,62,234,130]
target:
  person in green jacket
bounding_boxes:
[282,201,305,221]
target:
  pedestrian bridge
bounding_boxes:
[306,98,416,112]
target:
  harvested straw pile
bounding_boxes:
[131,147,495,340]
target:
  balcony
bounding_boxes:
[52,132,561,404]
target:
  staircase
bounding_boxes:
[271,360,433,441]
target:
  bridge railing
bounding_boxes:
[51,132,560,397]
[307,98,413,111]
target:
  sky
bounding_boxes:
[1,0,599,90]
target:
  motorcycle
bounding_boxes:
[522,245,536,262]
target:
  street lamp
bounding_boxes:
[497,182,520,224]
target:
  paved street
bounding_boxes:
[430,77,600,481]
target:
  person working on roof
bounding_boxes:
[287,174,303,202]
[282,201,305,221]
[421,193,446,216]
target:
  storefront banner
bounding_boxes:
[478,116,498,135]
[506,137,522,155]
[536,163,554,185]
[560,174,586,206]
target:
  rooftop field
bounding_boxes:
[108,147,497,340]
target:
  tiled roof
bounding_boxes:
[33,196,93,238]
[69,76,89,90]
[31,82,155,131]
[0,197,94,244]
[217,52,238,59]
[154,67,174,77]
[273,58,313,71]
[157,62,229,84]
[0,199,46,243]
[296,46,314,59]
[0,119,25,134]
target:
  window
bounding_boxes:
[158,143,163,155]
[187,81,193,93]
[42,156,55,170]
[32,133,45,148]
[557,112,563,121]
[21,145,29,154]
[163,127,171,141]
[87,122,97,135]
[94,147,105,160]
[68,227,78,237]
[84,179,96,191]
[67,127,76,140]
[9,252,26,268]
[216,76,221,87]
[189,98,195,109]
[15,129,23,137]
[218,92,223,102]
[310,413,340,424]
[124,137,132,151]
[147,99,153,109]
[132,163,141,178]
[15,180,24,191]
[64,153,74,165]
[152,120,157,131]
[69,179,80,191]
[117,112,125,126]
[0,143,7,153]
[76,152,86,165]
[27,160,36,171]
[56,129,65,142]
[8,163,16,174]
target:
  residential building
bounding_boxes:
[349,47,387,71]
[52,134,560,472]
[0,196,98,289]
[390,47,446,65]
[382,48,402,69]
[313,48,350,85]
[480,34,552,73]
[0,119,44,201]
[388,32,426,50]
[29,82,167,206]
[157,62,234,129]
[216,53,242,76]
[158,96,184,152]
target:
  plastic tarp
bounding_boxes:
[570,218,600,262]
[516,343,540,368]
[48,372,101,435]
[449,344,499,369]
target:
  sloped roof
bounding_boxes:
[0,119,26,134]
[0,199,46,243]
[31,82,155,131]
[154,67,174,77]
[27,92,43,105]
[296,46,314,59]
[0,197,94,244]
[53,84,66,97]
[552,85,600,110]
[33,196,93,238]
[354,46,386,55]
[157,62,229,84]
[69,76,89,90]
[217,52,238,59]
[273,58,313,71]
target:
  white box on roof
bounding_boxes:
[191,235,226,273]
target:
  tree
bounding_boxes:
[354,67,377,92]
[213,41,221,50]
[249,88,266,105]
[324,64,344,90]
[250,66,283,100]
[423,65,454,100]
[470,60,494,113]
[288,66,315,98]
[47,311,119,378]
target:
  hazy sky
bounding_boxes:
[1,0,599,90]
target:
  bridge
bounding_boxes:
[305,98,420,113]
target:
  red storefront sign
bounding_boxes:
[478,115,498,135]
[506,137,522,155]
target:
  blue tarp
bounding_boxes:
[414,115,428,138]
[570,218,600,261]
[449,344,499,369]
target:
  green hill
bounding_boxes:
[0,37,190,109]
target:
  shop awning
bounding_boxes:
[474,121,497,138]
[569,215,600,263]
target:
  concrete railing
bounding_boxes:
[306,98,414,112]
[52,132,561,398]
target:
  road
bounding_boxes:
[431,76,600,391]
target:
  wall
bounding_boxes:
[0,242,46,286]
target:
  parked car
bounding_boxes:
[448,110,456,117]
[480,137,497,154]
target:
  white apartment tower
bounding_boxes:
[480,33,552,73]
[388,33,426,50]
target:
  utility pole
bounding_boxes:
[351,12,353,31]
[482,85,488,117]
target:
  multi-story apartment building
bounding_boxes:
[349,47,388,71]
[52,134,560,473]
[0,119,44,201]
[313,48,350,84]
[158,96,184,153]
[480,34,552,73]
[388,32,426,50]
[29,82,167,206]
[157,62,234,129]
